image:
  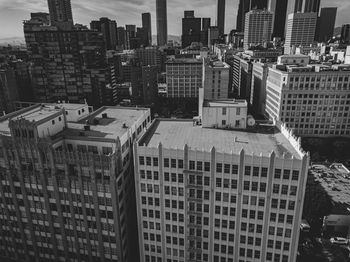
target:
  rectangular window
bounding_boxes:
[164,158,169,168]
[222,108,227,115]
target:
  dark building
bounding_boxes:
[341,24,350,43]
[201,18,211,46]
[9,60,34,102]
[24,19,109,107]
[117,26,129,49]
[30,12,50,24]
[217,0,226,35]
[142,13,152,46]
[47,0,74,30]
[236,0,268,32]
[0,68,19,114]
[269,0,288,38]
[90,17,118,50]
[315,8,337,42]
[125,24,136,38]
[182,11,202,48]
[142,65,159,105]
[156,0,168,46]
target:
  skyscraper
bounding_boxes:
[142,13,152,46]
[156,0,168,46]
[284,12,317,54]
[341,24,350,43]
[244,10,273,50]
[201,18,211,46]
[315,7,337,42]
[217,0,226,35]
[90,17,118,50]
[268,0,288,38]
[47,0,73,30]
[236,0,268,32]
[182,11,202,48]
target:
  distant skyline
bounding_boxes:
[0,0,350,39]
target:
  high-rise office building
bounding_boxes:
[315,8,337,42]
[24,13,109,107]
[0,102,151,262]
[166,58,203,98]
[134,102,309,262]
[142,13,152,46]
[268,0,288,38]
[117,26,130,49]
[90,17,118,50]
[341,24,350,43]
[126,24,136,38]
[156,0,168,46]
[266,55,350,137]
[236,0,268,32]
[287,0,321,14]
[47,0,74,30]
[201,18,211,46]
[217,0,226,35]
[142,65,159,105]
[182,11,202,48]
[244,10,273,50]
[284,12,317,55]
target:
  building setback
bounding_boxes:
[0,103,152,262]
[266,55,350,137]
[134,113,309,262]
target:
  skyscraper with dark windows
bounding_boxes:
[156,0,168,46]
[182,11,202,48]
[236,0,268,32]
[217,0,226,35]
[90,17,118,50]
[315,7,337,42]
[268,0,288,38]
[47,0,74,30]
[341,24,350,43]
[142,13,152,46]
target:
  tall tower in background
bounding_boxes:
[269,0,288,38]
[142,13,152,46]
[315,7,337,42]
[217,0,226,35]
[286,0,321,17]
[156,0,168,46]
[47,0,73,30]
[284,12,317,54]
[236,0,268,32]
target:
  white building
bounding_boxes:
[244,10,273,51]
[0,102,151,262]
[266,55,350,137]
[134,103,310,262]
[284,13,317,55]
[201,100,248,129]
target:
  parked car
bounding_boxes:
[330,237,348,245]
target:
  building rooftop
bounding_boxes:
[166,58,202,64]
[204,100,247,108]
[63,107,149,140]
[0,104,149,141]
[310,165,350,211]
[139,119,302,159]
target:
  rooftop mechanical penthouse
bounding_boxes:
[0,102,151,262]
[134,99,309,262]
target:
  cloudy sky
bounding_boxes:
[0,0,350,39]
